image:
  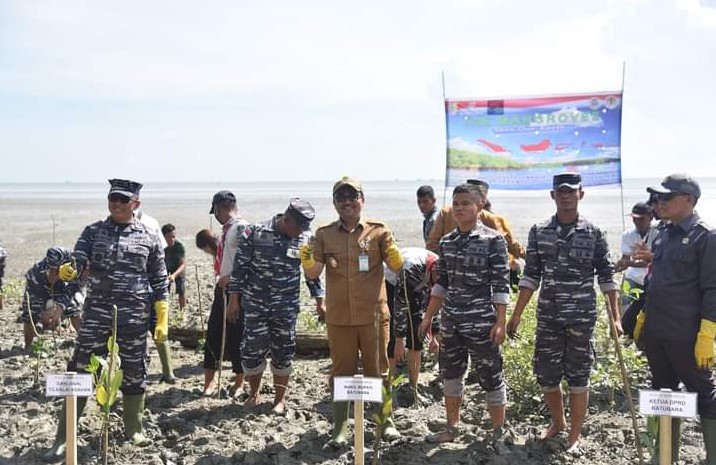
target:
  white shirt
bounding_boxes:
[620,225,656,285]
[220,217,241,278]
[136,210,168,249]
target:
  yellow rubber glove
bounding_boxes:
[695,319,716,369]
[385,242,404,271]
[154,300,169,343]
[633,311,646,341]
[58,261,78,281]
[299,243,315,269]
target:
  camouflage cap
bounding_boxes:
[647,173,701,199]
[286,198,315,231]
[108,178,143,198]
[553,172,582,189]
[333,176,362,195]
[45,246,70,268]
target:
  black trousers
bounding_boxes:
[644,333,716,418]
[203,285,243,373]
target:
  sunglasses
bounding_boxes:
[656,192,686,202]
[334,192,360,203]
[107,193,132,204]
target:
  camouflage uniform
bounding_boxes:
[229,214,323,376]
[67,217,168,395]
[0,244,6,290]
[432,224,510,400]
[20,247,85,324]
[389,247,439,350]
[520,215,616,389]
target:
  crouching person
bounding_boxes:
[21,246,85,353]
[43,179,168,462]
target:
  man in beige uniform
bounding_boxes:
[301,176,404,449]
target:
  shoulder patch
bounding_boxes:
[241,226,253,240]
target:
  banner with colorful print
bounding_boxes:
[445,91,623,190]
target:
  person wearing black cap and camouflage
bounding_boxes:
[506,172,619,452]
[43,179,168,461]
[301,176,404,448]
[203,190,248,397]
[631,173,716,463]
[20,246,85,353]
[614,202,656,314]
[227,199,324,413]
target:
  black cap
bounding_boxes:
[209,190,236,214]
[466,179,490,194]
[108,179,142,198]
[45,246,70,268]
[553,172,582,189]
[629,202,653,218]
[286,198,315,231]
[647,173,701,199]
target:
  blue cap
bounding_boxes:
[108,179,142,198]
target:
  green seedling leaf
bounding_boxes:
[87,354,101,374]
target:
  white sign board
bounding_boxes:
[639,390,697,418]
[46,374,93,397]
[334,376,383,403]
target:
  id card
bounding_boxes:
[358,253,369,273]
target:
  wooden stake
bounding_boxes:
[66,394,77,465]
[355,374,364,465]
[659,414,671,465]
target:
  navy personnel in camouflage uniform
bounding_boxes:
[506,172,619,452]
[43,179,168,462]
[418,183,511,451]
[21,246,85,352]
[228,199,324,414]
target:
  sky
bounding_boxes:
[1,0,715,183]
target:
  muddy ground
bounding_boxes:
[0,214,710,465]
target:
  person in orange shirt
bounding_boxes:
[301,176,404,449]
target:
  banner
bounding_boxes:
[445,91,623,190]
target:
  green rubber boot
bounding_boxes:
[42,397,87,463]
[324,401,350,450]
[702,417,716,465]
[156,341,176,384]
[123,394,151,447]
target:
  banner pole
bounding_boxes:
[441,71,449,205]
[619,61,627,231]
